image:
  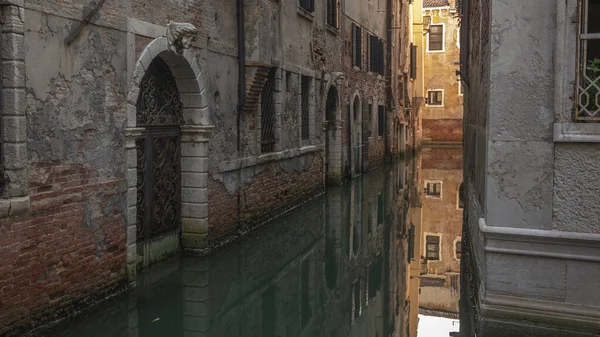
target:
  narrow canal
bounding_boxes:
[32,147,462,337]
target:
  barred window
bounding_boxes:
[426,235,440,261]
[576,0,600,120]
[425,181,442,198]
[428,24,444,51]
[427,90,443,106]
[301,75,310,140]
[261,68,277,153]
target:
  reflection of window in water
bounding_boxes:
[352,279,361,323]
[426,235,440,261]
[456,240,462,260]
[377,193,384,224]
[325,235,338,290]
[368,255,382,299]
[301,258,311,327]
[262,287,276,337]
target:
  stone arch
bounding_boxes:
[124,36,213,278]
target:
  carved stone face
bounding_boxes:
[167,22,198,54]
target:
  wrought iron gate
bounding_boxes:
[136,57,182,241]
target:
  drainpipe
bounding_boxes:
[236,0,245,227]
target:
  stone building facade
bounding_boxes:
[421,0,462,144]
[460,0,600,335]
[0,0,413,335]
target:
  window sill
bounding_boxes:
[426,49,445,53]
[425,104,444,108]
[326,24,339,35]
[297,7,314,21]
[0,196,31,218]
[554,122,600,143]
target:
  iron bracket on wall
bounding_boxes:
[64,0,106,46]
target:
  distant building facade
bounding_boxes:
[460,0,600,335]
[421,0,463,144]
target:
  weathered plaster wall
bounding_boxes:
[485,0,555,230]
[0,5,129,335]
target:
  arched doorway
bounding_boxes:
[125,35,213,274]
[325,85,341,184]
[135,57,182,245]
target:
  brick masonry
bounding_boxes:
[422,119,463,143]
[0,162,127,336]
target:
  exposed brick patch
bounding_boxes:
[422,146,463,170]
[422,119,463,143]
[0,162,127,336]
[208,154,324,247]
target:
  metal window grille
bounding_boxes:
[261,68,277,153]
[378,105,384,136]
[428,24,444,51]
[327,0,338,28]
[576,0,600,120]
[426,235,440,261]
[427,90,443,105]
[301,75,310,140]
[299,0,314,12]
[352,24,362,68]
[425,182,441,197]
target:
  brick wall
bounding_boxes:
[422,119,463,143]
[207,153,324,247]
[0,163,127,335]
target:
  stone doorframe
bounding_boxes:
[124,32,213,281]
[323,77,343,185]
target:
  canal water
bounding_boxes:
[33,146,462,337]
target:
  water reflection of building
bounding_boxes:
[418,145,463,314]
[41,160,419,337]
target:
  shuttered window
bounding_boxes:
[327,0,338,28]
[428,24,444,51]
[352,24,362,68]
[426,235,440,261]
[369,35,384,75]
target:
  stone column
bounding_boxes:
[180,125,212,253]
[125,127,144,282]
[0,0,30,216]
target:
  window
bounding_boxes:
[458,78,464,96]
[426,235,440,261]
[576,0,600,120]
[327,0,338,28]
[368,103,373,137]
[299,0,314,12]
[352,24,362,68]
[369,35,384,75]
[407,225,415,262]
[428,24,444,52]
[410,44,417,79]
[377,193,384,224]
[456,240,462,259]
[301,75,310,140]
[261,68,277,153]
[377,105,384,136]
[425,181,442,198]
[457,188,464,209]
[427,90,443,106]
